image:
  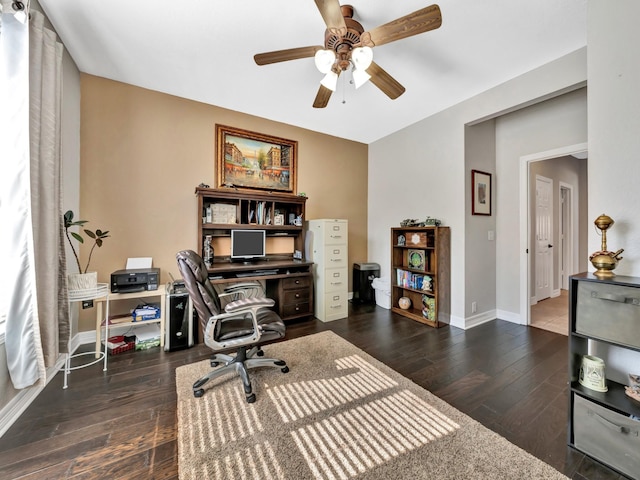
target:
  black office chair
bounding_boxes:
[176,250,288,403]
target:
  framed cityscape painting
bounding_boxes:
[215,124,297,194]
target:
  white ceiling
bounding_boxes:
[38,0,587,144]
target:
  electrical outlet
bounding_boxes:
[471,301,477,313]
[82,300,94,309]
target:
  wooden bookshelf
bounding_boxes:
[390,226,450,327]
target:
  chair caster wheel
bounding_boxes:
[246,393,256,403]
[194,389,205,398]
[210,361,220,367]
[281,366,290,373]
[244,383,253,394]
[257,349,264,357]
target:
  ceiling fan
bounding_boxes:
[254,1,442,108]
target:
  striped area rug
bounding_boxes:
[176,331,568,480]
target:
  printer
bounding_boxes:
[110,268,160,293]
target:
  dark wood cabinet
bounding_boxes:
[195,187,313,321]
[196,187,307,259]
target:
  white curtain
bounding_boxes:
[1,4,67,389]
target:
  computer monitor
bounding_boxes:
[230,229,266,262]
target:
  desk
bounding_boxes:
[209,260,314,322]
[94,285,166,365]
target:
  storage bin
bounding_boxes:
[372,277,391,309]
[576,281,640,348]
[573,394,640,479]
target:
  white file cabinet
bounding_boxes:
[306,219,348,322]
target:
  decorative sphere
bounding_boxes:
[398,297,411,310]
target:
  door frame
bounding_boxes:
[559,182,576,290]
[519,142,587,325]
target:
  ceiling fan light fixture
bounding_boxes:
[352,68,371,89]
[320,71,339,91]
[351,46,373,71]
[314,49,336,74]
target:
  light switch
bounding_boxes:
[488,230,495,241]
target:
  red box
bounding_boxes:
[108,341,135,355]
[105,335,135,355]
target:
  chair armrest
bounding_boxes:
[205,304,269,349]
[224,297,275,313]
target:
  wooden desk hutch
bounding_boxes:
[195,187,313,322]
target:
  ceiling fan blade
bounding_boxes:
[364,4,442,47]
[367,62,406,100]
[313,85,333,108]
[254,46,323,66]
[314,0,347,35]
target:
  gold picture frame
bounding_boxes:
[216,124,297,194]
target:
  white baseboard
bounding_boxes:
[448,314,466,330]
[463,310,497,329]
[496,308,526,325]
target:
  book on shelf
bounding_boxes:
[396,269,430,290]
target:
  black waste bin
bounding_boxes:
[352,262,380,304]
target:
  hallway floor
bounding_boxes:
[530,289,568,335]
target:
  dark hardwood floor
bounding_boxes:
[0,303,625,479]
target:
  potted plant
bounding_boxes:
[63,210,110,291]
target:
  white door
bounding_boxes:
[559,184,573,290]
[535,175,553,302]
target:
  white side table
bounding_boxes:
[64,283,110,389]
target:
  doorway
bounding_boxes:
[519,143,587,332]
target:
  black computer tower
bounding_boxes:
[165,282,195,351]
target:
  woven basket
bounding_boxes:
[67,271,98,292]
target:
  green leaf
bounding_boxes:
[96,239,103,247]
[71,232,84,243]
[84,230,96,239]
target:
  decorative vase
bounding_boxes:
[398,296,411,310]
[579,355,608,392]
[68,271,98,292]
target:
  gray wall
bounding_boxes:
[369,48,587,328]
[495,88,587,317]
[588,0,640,383]
[464,120,496,320]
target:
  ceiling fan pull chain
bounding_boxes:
[342,74,347,104]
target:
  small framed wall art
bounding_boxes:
[472,169,492,216]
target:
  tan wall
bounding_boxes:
[78,75,368,331]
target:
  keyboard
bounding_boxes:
[236,269,278,278]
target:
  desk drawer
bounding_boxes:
[283,288,310,304]
[576,281,640,348]
[281,276,311,290]
[573,394,640,479]
[283,301,311,318]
